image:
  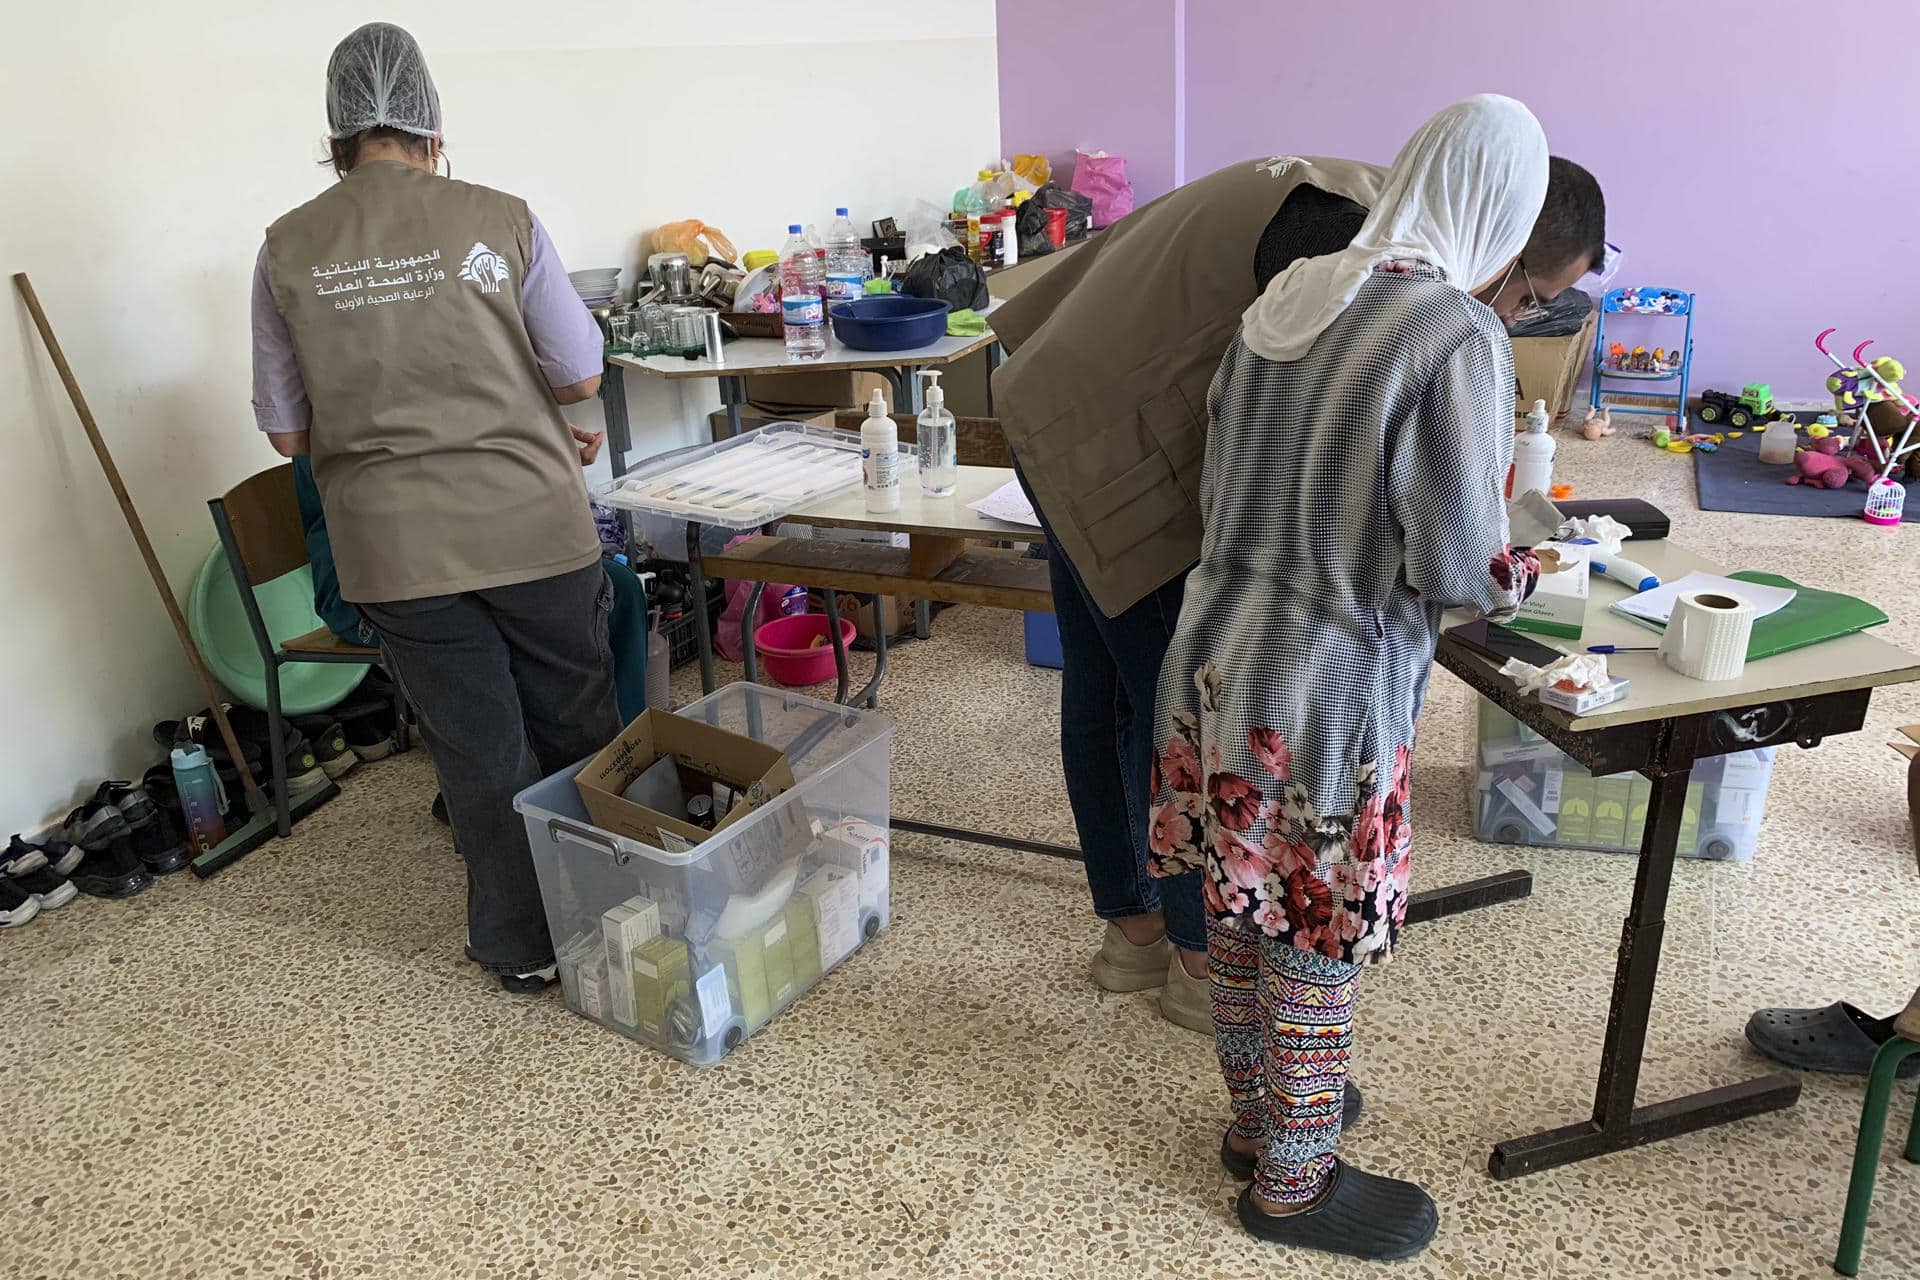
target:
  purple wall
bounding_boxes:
[1000,0,1920,398]
[994,0,1181,205]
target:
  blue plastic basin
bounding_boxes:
[828,296,951,351]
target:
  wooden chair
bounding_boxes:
[207,463,408,834]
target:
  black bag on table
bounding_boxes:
[1015,183,1095,258]
[900,245,989,313]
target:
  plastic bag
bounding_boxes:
[900,245,988,313]
[1011,153,1052,187]
[653,219,737,268]
[1070,151,1134,228]
[1507,286,1593,339]
[1015,183,1093,258]
[715,533,805,662]
[904,199,959,260]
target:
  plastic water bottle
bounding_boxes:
[1507,398,1556,499]
[170,744,227,856]
[917,371,956,497]
[779,225,826,361]
[823,208,866,306]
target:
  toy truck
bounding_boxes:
[1695,382,1776,428]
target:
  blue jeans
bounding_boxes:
[1015,462,1206,953]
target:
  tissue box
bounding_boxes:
[1509,542,1588,640]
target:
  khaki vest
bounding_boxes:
[264,161,600,603]
[992,156,1385,618]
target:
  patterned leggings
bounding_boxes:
[1208,916,1363,1205]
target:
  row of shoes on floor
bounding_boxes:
[0,673,405,929]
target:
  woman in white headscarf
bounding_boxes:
[1146,96,1549,1258]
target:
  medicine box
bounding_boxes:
[1508,542,1588,640]
[516,683,894,1065]
[1471,700,1773,861]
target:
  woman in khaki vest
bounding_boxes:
[251,24,619,992]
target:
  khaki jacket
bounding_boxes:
[265,161,599,603]
[991,156,1385,617]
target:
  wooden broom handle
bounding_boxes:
[13,272,262,798]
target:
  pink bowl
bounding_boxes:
[753,612,859,687]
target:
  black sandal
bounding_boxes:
[1235,1158,1438,1260]
[1219,1083,1364,1181]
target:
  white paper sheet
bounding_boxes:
[966,478,1042,528]
[1610,572,1795,627]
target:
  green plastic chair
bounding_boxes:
[1834,1024,1920,1275]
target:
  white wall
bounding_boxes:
[0,1,999,832]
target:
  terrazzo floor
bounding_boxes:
[8,431,1920,1279]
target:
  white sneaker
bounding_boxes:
[1156,953,1212,1034]
[1090,922,1171,992]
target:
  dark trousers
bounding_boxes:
[1014,463,1206,953]
[361,561,621,974]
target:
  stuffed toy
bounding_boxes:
[1786,435,1879,489]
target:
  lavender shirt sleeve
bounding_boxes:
[521,213,604,387]
[251,242,311,434]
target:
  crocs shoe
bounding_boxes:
[1745,1002,1920,1078]
[1090,922,1170,993]
[1234,1159,1437,1260]
[1220,1085,1366,1180]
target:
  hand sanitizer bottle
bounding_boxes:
[1507,398,1556,499]
[861,389,900,513]
[917,371,957,497]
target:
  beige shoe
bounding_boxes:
[1897,985,1920,1042]
[1157,952,1212,1033]
[1090,922,1170,992]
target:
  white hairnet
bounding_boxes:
[1240,94,1547,363]
[326,23,442,141]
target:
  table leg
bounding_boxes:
[901,365,925,413]
[1403,870,1534,925]
[602,362,632,469]
[848,598,887,709]
[822,589,851,706]
[686,520,716,695]
[1487,767,1801,1179]
[718,374,746,440]
[740,581,766,685]
[984,340,1002,416]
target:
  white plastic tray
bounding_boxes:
[597,422,864,532]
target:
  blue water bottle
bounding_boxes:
[170,744,228,856]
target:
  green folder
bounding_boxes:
[1621,571,1886,661]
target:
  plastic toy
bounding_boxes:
[1786,436,1879,489]
[1591,286,1694,423]
[1696,383,1777,428]
[1578,405,1614,440]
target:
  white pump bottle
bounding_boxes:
[917,371,957,497]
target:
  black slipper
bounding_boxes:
[1219,1083,1364,1180]
[1234,1159,1438,1261]
[1745,1002,1920,1078]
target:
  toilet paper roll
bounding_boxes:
[1659,590,1754,681]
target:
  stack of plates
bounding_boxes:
[569,267,621,306]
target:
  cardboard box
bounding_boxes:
[783,894,822,989]
[576,710,797,866]
[797,865,861,968]
[744,370,890,416]
[709,913,797,1027]
[631,935,693,1043]
[1512,310,1597,422]
[809,589,903,643]
[817,818,890,921]
[708,406,836,438]
[1510,542,1588,640]
[1592,776,1631,845]
[1556,774,1594,844]
[600,894,662,1027]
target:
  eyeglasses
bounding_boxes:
[1498,257,1546,328]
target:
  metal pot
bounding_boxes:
[696,260,744,307]
[646,252,692,300]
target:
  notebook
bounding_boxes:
[1614,571,1886,660]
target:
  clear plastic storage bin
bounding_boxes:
[515,684,894,1064]
[1472,701,1774,862]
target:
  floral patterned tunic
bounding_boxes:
[1149,266,1539,965]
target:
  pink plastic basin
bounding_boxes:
[753,612,858,687]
